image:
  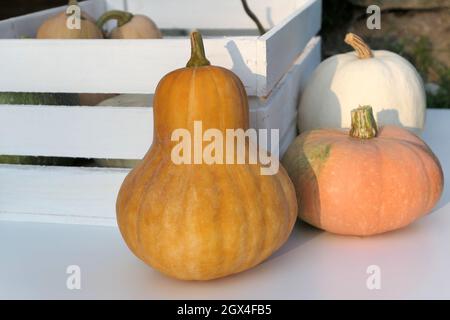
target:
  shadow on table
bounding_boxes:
[266,220,323,262]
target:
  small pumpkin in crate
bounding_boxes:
[298,33,426,134]
[116,32,297,280]
[95,94,152,168]
[36,0,103,39]
[283,105,443,236]
[0,92,80,165]
[36,0,113,106]
[96,10,162,39]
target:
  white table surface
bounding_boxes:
[1,109,449,300]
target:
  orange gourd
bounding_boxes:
[283,106,443,236]
[116,32,297,280]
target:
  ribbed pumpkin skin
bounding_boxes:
[282,126,444,236]
[116,66,297,280]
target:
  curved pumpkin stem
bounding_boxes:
[66,0,87,20]
[241,0,266,36]
[349,105,378,139]
[96,10,134,30]
[344,33,373,59]
[186,31,211,68]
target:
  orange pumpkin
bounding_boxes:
[282,106,443,236]
[116,31,297,280]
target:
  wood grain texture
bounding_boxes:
[0,105,153,159]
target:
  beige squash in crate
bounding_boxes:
[96,10,162,39]
[36,0,103,39]
[36,0,119,106]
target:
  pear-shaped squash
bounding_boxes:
[96,10,162,39]
[116,32,297,280]
[36,0,103,39]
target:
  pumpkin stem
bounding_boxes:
[349,105,378,139]
[241,0,266,36]
[68,0,78,6]
[344,33,373,59]
[96,10,134,30]
[66,0,84,19]
[186,31,211,68]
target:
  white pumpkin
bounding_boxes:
[298,33,426,134]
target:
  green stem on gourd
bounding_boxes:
[349,105,378,139]
[68,0,78,6]
[241,0,266,36]
[344,33,373,59]
[186,31,211,68]
[96,10,134,30]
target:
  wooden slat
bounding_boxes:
[0,164,125,226]
[0,37,320,159]
[258,0,321,96]
[0,0,106,38]
[0,105,153,159]
[0,37,258,95]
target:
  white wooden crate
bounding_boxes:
[0,0,321,225]
[0,0,321,97]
